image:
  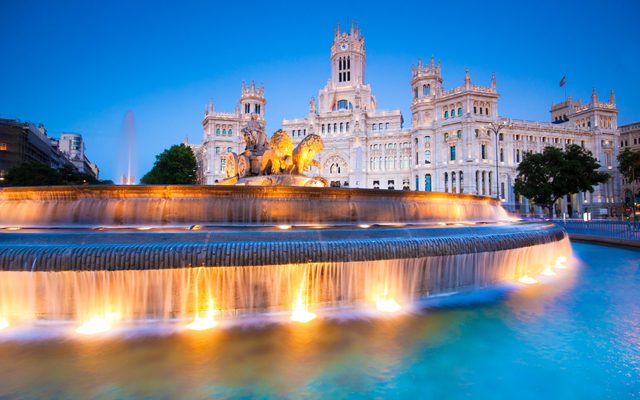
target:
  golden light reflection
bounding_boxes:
[76,317,111,335]
[357,224,371,229]
[186,311,218,331]
[555,256,568,269]
[136,226,153,231]
[518,275,538,285]
[541,266,557,276]
[277,225,292,230]
[291,277,316,323]
[375,298,402,313]
[5,227,21,231]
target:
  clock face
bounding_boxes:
[340,43,348,51]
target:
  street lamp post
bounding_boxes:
[485,121,510,201]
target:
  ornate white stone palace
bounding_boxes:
[192,23,622,217]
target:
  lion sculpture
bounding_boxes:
[260,130,294,175]
[290,134,324,175]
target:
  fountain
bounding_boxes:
[0,119,571,333]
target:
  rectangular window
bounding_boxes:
[450,146,456,161]
[0,143,8,151]
[481,144,486,159]
[387,180,395,190]
[346,122,350,131]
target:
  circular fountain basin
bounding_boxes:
[0,185,569,327]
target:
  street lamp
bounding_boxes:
[483,120,511,200]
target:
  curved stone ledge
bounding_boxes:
[0,223,566,271]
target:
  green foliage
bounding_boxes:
[618,148,640,186]
[140,144,198,184]
[514,145,609,215]
[3,162,101,186]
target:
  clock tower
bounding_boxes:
[330,22,366,87]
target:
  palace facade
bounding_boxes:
[192,24,622,217]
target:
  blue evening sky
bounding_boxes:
[1,0,639,181]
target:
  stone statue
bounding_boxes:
[222,119,327,187]
[260,130,293,175]
[241,114,269,154]
[291,134,324,174]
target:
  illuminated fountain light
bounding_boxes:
[5,227,21,231]
[555,256,568,269]
[186,312,218,331]
[291,276,316,323]
[277,225,292,230]
[541,266,557,276]
[375,297,402,313]
[0,319,9,330]
[357,224,371,229]
[518,274,538,285]
[76,312,120,335]
[136,226,153,231]
[76,317,112,335]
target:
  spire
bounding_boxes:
[208,98,214,113]
[335,22,341,37]
[491,71,496,88]
[609,89,616,105]
[464,68,471,88]
[591,87,598,104]
[430,55,435,70]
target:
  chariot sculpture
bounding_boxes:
[221,114,327,187]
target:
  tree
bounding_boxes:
[141,144,197,184]
[4,162,63,186]
[3,162,105,186]
[514,145,609,216]
[618,148,640,196]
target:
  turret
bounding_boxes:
[330,22,366,86]
[590,87,598,105]
[609,89,616,105]
[410,55,442,126]
[240,80,266,120]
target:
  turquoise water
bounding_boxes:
[0,242,638,399]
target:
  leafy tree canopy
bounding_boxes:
[514,144,609,214]
[618,148,640,186]
[140,144,197,184]
[3,162,101,187]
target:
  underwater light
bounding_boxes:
[358,224,371,228]
[518,275,538,285]
[277,225,292,230]
[375,298,402,313]
[541,266,557,276]
[76,317,111,335]
[186,316,218,331]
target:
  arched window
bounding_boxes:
[333,123,337,132]
[499,133,504,141]
[215,146,220,154]
[444,172,449,193]
[346,122,350,131]
[450,145,456,161]
[425,174,432,192]
[216,129,220,136]
[444,111,449,119]
[328,124,331,133]
[425,150,431,164]
[372,124,376,131]
[485,108,489,115]
[459,171,464,193]
[337,99,349,110]
[379,123,383,130]
[414,87,418,99]
[500,148,504,162]
[457,130,462,139]
[229,129,233,136]
[385,122,389,130]
[222,129,226,135]
[516,149,520,163]
[479,108,483,115]
[444,132,449,141]
[422,84,427,96]
[340,122,343,132]
[227,147,232,153]
[458,107,463,116]
[452,172,457,193]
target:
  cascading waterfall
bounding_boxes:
[0,237,571,326]
[0,185,571,332]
